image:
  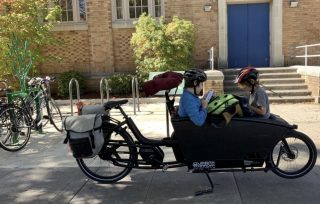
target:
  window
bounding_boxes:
[57,0,86,22]
[112,0,164,26]
[129,0,148,19]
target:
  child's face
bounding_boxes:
[237,82,251,91]
[195,82,204,95]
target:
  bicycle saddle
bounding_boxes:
[104,99,128,110]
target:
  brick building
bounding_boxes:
[41,0,320,76]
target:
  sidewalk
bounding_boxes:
[0,101,319,204]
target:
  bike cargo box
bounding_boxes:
[64,114,104,158]
[170,116,289,168]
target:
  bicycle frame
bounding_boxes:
[104,105,185,170]
[6,85,46,132]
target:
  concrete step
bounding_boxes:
[224,72,302,80]
[221,67,298,74]
[221,67,315,103]
[224,84,309,92]
[269,96,315,103]
[224,78,305,85]
[230,89,312,97]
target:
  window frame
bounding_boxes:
[52,0,88,31]
[112,0,165,28]
[58,0,87,23]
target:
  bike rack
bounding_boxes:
[0,80,8,89]
[69,78,81,116]
[132,76,140,115]
[100,77,110,104]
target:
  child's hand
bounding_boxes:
[201,99,208,109]
[203,90,214,102]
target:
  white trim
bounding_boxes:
[52,22,88,31]
[52,0,88,31]
[112,0,164,28]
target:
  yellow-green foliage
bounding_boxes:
[0,0,61,81]
[130,14,195,80]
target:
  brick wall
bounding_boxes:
[165,0,218,68]
[41,31,90,74]
[39,0,320,77]
[113,28,136,73]
[283,1,320,66]
[87,0,114,73]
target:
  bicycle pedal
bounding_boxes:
[43,115,49,119]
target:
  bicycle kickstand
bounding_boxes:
[195,172,214,196]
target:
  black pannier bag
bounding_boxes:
[63,114,104,158]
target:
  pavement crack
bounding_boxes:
[232,172,244,204]
[66,178,90,204]
[142,169,156,203]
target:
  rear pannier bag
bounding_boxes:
[63,114,104,158]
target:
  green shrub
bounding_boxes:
[57,71,85,97]
[131,14,195,79]
[107,73,134,95]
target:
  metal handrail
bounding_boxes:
[296,43,320,66]
[69,78,80,116]
[100,77,109,104]
[132,76,140,115]
[208,47,214,70]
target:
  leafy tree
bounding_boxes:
[0,0,61,80]
[131,14,195,79]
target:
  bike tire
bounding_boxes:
[76,125,136,183]
[0,106,32,152]
[46,99,63,132]
[270,131,317,179]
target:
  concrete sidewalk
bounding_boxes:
[0,101,319,204]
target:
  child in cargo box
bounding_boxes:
[178,69,211,126]
[235,67,270,119]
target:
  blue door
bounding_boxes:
[228,3,269,68]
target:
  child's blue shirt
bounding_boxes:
[178,90,207,126]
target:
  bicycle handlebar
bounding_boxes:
[27,76,57,87]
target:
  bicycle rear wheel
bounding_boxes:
[0,106,32,152]
[76,126,136,183]
[270,131,317,179]
[45,99,63,132]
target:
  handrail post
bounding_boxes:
[305,46,308,66]
[100,77,109,104]
[132,76,140,115]
[69,78,80,116]
[208,47,214,70]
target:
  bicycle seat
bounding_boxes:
[104,100,128,110]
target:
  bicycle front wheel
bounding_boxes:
[270,131,317,179]
[45,99,63,132]
[0,106,32,152]
[76,127,136,183]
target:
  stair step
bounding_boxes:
[224,84,309,92]
[221,67,298,74]
[220,67,315,103]
[229,89,311,97]
[269,96,315,103]
[224,72,301,80]
[224,78,305,85]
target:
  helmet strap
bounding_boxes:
[245,79,255,94]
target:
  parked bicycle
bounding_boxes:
[14,76,63,132]
[0,82,32,152]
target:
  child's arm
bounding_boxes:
[250,105,266,116]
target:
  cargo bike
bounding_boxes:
[64,89,317,195]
